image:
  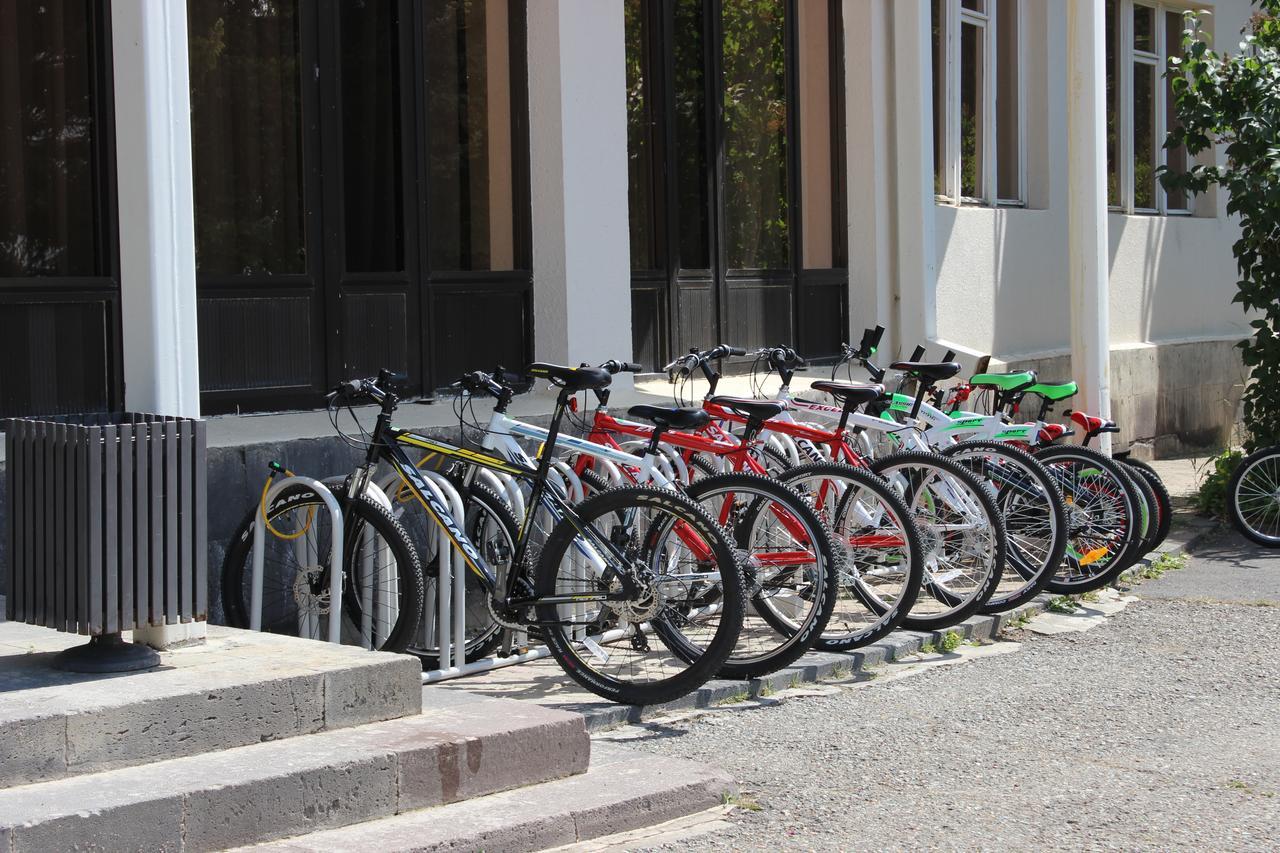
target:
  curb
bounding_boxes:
[571,517,1223,733]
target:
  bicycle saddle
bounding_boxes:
[1069,411,1118,434]
[627,405,711,431]
[969,370,1037,392]
[706,396,786,422]
[527,363,612,392]
[889,361,961,384]
[1028,380,1078,402]
[808,380,884,409]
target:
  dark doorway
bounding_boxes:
[189,0,531,414]
[625,0,848,370]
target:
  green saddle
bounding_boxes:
[1027,380,1078,401]
[969,371,1036,392]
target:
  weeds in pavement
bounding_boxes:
[1005,611,1034,630]
[1047,595,1081,614]
[719,690,750,705]
[1196,450,1245,519]
[1139,552,1188,580]
[724,791,764,811]
[940,631,963,652]
[1226,779,1275,798]
[758,682,776,698]
[1080,590,1101,603]
[919,642,937,655]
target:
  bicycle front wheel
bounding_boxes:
[1227,446,1280,547]
[775,462,924,649]
[221,483,425,653]
[683,472,837,679]
[535,485,747,706]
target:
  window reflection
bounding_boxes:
[0,0,101,277]
[424,0,517,272]
[189,0,306,276]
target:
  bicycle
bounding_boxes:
[225,366,749,707]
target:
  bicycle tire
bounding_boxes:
[1226,445,1280,547]
[683,472,837,678]
[1121,459,1173,551]
[869,450,1007,630]
[940,440,1068,613]
[1034,445,1140,593]
[535,485,747,706]
[774,461,925,649]
[221,483,425,653]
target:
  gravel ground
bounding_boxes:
[611,531,1280,851]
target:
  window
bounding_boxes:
[931,0,1025,206]
[0,0,110,277]
[1105,1,1196,214]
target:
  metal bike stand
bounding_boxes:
[252,476,344,645]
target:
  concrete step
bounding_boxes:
[0,694,589,852]
[235,741,734,853]
[0,623,423,788]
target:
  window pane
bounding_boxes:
[1133,3,1154,52]
[341,0,403,273]
[1132,62,1157,209]
[1164,10,1189,210]
[625,0,659,272]
[1106,0,1119,206]
[960,21,985,199]
[798,0,833,268]
[932,0,945,196]
[995,0,1019,201]
[424,0,516,272]
[189,0,307,276]
[722,0,789,270]
[961,0,986,12]
[0,0,102,277]
[674,0,710,270]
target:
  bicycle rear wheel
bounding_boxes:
[221,483,425,652]
[1121,459,1173,551]
[535,485,747,706]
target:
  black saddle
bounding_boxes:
[890,361,961,384]
[707,396,786,422]
[809,380,884,409]
[627,405,711,431]
[527,363,612,392]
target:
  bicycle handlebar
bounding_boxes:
[599,360,644,375]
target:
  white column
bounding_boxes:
[111,0,201,418]
[844,0,896,356]
[888,0,938,360]
[1065,0,1112,449]
[112,1,205,648]
[526,0,633,375]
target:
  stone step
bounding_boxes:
[234,741,734,853]
[0,623,423,788]
[0,693,588,852]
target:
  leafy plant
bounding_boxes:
[1047,595,1080,614]
[1160,3,1280,451]
[939,630,963,653]
[919,641,937,655]
[1195,449,1246,518]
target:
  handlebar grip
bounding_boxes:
[726,346,746,357]
[621,362,643,373]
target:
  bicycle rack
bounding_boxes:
[251,476,344,645]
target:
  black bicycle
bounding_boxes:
[223,364,748,707]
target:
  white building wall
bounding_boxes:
[930,0,1251,362]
